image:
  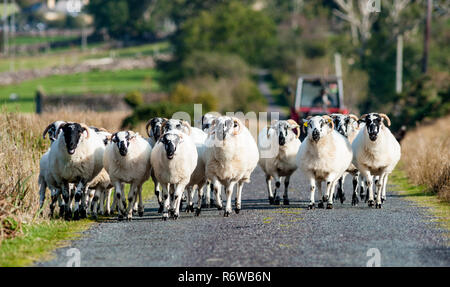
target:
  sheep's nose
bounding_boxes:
[312,129,320,141]
[279,135,285,146]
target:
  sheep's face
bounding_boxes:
[112,131,135,156]
[273,121,299,146]
[162,119,190,135]
[361,113,383,141]
[159,133,183,160]
[47,121,66,142]
[60,123,87,155]
[201,114,216,132]
[211,116,241,141]
[304,116,333,142]
[149,117,165,140]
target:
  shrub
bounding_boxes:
[302,40,327,58]
[124,91,144,108]
[232,79,267,113]
[170,83,195,104]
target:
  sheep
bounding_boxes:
[48,122,105,220]
[204,116,259,217]
[145,117,167,213]
[330,113,364,206]
[200,113,221,208]
[352,113,401,208]
[103,131,152,220]
[296,115,353,209]
[258,119,301,205]
[150,129,198,220]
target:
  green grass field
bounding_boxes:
[13,35,79,46]
[1,68,162,113]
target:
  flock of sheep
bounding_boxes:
[38,112,401,221]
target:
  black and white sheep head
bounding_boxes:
[145,117,167,141]
[42,120,66,143]
[201,113,218,132]
[302,115,334,142]
[209,116,242,141]
[57,122,90,155]
[330,113,359,138]
[111,131,138,156]
[359,113,391,142]
[158,131,185,160]
[268,119,300,146]
[161,119,192,136]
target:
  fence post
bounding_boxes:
[35,89,43,114]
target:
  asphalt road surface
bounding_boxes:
[36,167,449,267]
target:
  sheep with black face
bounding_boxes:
[296,115,353,209]
[48,122,105,220]
[151,129,198,220]
[204,116,259,217]
[258,119,301,205]
[352,113,401,208]
[103,131,152,220]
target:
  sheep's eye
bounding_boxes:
[176,124,181,128]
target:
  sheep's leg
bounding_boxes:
[375,174,384,208]
[49,188,59,218]
[381,173,389,203]
[57,191,65,218]
[87,189,95,215]
[326,180,338,209]
[358,174,365,201]
[283,175,291,205]
[351,174,360,206]
[265,175,274,204]
[172,184,185,220]
[185,186,195,213]
[151,171,163,213]
[73,181,88,220]
[162,183,170,220]
[137,185,144,217]
[105,188,112,216]
[213,180,223,210]
[98,189,105,216]
[38,177,47,210]
[318,181,325,208]
[196,185,204,216]
[61,182,72,220]
[336,173,346,204]
[114,182,126,220]
[224,182,236,217]
[90,187,102,220]
[126,183,138,220]
[362,171,375,207]
[202,180,211,208]
[235,182,243,214]
[273,175,281,205]
[308,177,316,209]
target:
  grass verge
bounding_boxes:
[0,180,155,267]
[391,165,450,237]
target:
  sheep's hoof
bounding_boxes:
[318,201,324,209]
[158,205,163,214]
[375,203,382,209]
[326,203,333,209]
[351,194,359,206]
[234,208,240,214]
[173,214,179,220]
[64,208,72,221]
[368,200,375,207]
[162,215,168,221]
[224,211,231,217]
[138,211,144,217]
[340,195,346,204]
[118,214,124,221]
[185,204,194,213]
[268,196,274,205]
[91,214,98,220]
[283,198,290,205]
[104,211,109,216]
[274,196,281,205]
[80,208,87,219]
[195,208,201,216]
[307,203,315,210]
[73,210,80,221]
[381,197,386,203]
[217,206,223,211]
[59,207,65,218]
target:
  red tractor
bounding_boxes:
[290,75,348,139]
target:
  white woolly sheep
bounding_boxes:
[352,113,401,208]
[258,119,301,205]
[296,115,353,209]
[204,116,259,217]
[150,129,198,220]
[103,131,152,220]
[47,122,105,220]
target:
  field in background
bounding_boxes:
[401,116,450,202]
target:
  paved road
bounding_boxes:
[36,167,449,267]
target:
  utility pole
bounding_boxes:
[396,34,403,94]
[422,0,432,74]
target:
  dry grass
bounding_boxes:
[0,108,137,245]
[401,115,450,202]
